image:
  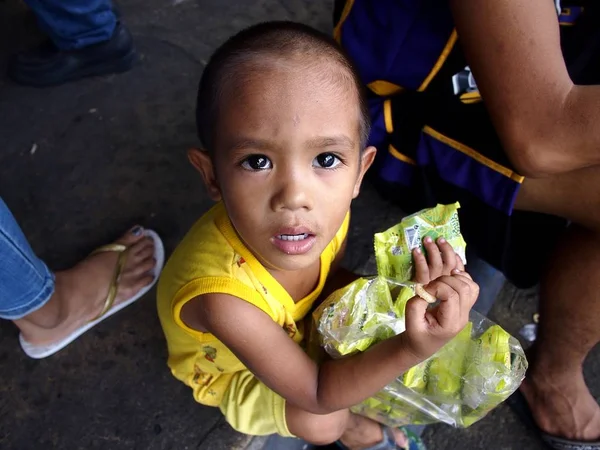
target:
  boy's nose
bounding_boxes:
[270,173,313,212]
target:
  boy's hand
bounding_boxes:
[412,237,465,284]
[401,270,479,362]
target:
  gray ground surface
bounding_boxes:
[0,1,598,449]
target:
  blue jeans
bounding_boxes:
[0,198,55,320]
[25,0,117,50]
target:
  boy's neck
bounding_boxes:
[269,260,321,303]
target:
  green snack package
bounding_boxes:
[401,362,428,394]
[392,284,416,318]
[353,387,434,427]
[313,277,399,357]
[374,203,467,282]
[461,325,526,427]
[425,322,473,402]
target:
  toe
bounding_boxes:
[117,274,155,300]
[131,274,155,292]
[392,429,409,449]
[131,242,155,261]
[121,255,157,279]
[135,256,157,276]
[115,225,147,247]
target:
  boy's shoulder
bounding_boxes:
[158,202,241,290]
[182,201,228,250]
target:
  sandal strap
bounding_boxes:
[381,427,400,448]
[89,244,128,322]
[362,426,400,450]
[91,243,127,255]
[337,425,421,450]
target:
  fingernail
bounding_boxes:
[452,269,462,274]
[424,236,432,244]
[415,247,422,254]
[131,226,143,236]
[438,237,446,244]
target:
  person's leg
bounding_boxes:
[0,197,55,321]
[514,165,600,441]
[0,197,157,348]
[286,404,411,449]
[24,0,116,50]
[8,0,136,86]
[222,368,417,448]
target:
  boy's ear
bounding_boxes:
[353,145,377,198]
[188,148,222,201]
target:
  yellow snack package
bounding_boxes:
[425,322,473,402]
[353,385,436,427]
[392,284,416,318]
[401,362,428,394]
[461,325,527,426]
[374,203,467,282]
[313,277,401,357]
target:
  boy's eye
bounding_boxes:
[313,153,341,169]
[241,155,272,170]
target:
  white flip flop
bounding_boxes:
[19,229,165,359]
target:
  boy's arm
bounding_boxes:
[190,292,420,414]
[186,271,477,415]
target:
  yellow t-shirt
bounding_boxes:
[157,202,349,407]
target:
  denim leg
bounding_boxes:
[0,198,55,320]
[24,0,117,50]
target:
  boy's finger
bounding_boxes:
[438,238,457,270]
[455,254,465,271]
[452,268,472,280]
[437,274,476,311]
[451,271,479,308]
[423,236,442,275]
[423,278,460,302]
[421,282,461,329]
[404,295,430,331]
[412,248,430,283]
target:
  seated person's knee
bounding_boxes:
[288,408,349,445]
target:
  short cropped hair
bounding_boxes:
[196,21,371,154]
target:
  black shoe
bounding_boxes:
[8,22,137,87]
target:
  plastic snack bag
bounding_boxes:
[374,203,467,282]
[313,203,527,428]
[314,278,528,428]
[316,277,402,358]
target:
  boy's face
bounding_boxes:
[191,58,376,272]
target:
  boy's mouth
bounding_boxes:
[276,233,310,241]
[272,228,316,255]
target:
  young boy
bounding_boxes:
[157,22,479,450]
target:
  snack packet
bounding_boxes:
[314,277,401,357]
[460,325,526,426]
[374,202,467,282]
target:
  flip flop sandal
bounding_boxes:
[336,424,426,450]
[507,390,600,450]
[19,228,165,359]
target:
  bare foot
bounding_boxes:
[520,368,600,441]
[15,226,157,346]
[340,414,409,449]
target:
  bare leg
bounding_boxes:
[514,165,600,440]
[286,403,410,449]
[15,227,156,346]
[341,414,410,449]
